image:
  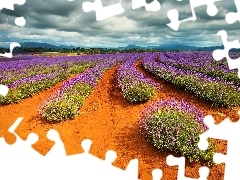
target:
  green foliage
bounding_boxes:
[124,82,157,103]
[0,74,68,105]
[144,108,215,164]
[0,63,94,105]
[69,63,95,74]
[39,83,93,122]
[40,94,85,122]
[172,75,240,107]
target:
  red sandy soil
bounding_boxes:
[0,60,239,179]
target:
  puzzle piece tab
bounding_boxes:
[0,0,26,27]
[152,168,163,180]
[0,0,26,58]
[0,117,143,180]
[212,30,240,78]
[167,0,221,31]
[132,0,161,12]
[0,84,9,97]
[0,0,26,10]
[0,117,43,180]
[166,155,209,180]
[15,16,26,26]
[64,139,140,180]
[198,112,240,180]
[0,42,21,58]
[82,0,125,21]
[225,0,240,24]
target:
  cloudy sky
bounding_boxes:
[0,0,239,48]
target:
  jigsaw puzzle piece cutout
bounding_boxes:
[0,116,21,144]
[166,0,194,31]
[225,0,240,24]
[198,112,240,180]
[45,129,67,158]
[0,42,21,58]
[82,0,125,21]
[0,84,9,97]
[167,0,220,31]
[0,0,26,59]
[0,94,17,144]
[0,0,26,10]
[0,126,72,179]
[100,0,122,7]
[166,155,209,180]
[0,117,41,157]
[132,0,161,12]
[152,168,163,180]
[0,119,146,180]
[212,30,240,77]
[0,0,26,27]
[0,117,43,180]
[189,0,220,16]
[198,114,240,150]
[65,139,139,180]
[212,153,238,180]
[15,16,26,26]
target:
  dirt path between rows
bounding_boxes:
[0,61,239,179]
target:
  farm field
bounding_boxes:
[0,51,240,179]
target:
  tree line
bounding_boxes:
[0,46,162,55]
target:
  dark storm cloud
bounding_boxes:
[1,0,81,17]
[0,0,239,47]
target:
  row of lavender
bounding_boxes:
[36,51,239,164]
[139,98,215,164]
[115,52,217,164]
[1,52,236,164]
[161,51,240,86]
[38,55,126,122]
[138,52,232,164]
[34,52,219,164]
[0,55,107,105]
[116,53,159,103]
[142,52,240,107]
[0,55,109,85]
[138,51,240,163]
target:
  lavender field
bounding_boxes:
[1,51,240,174]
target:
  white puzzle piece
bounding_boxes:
[0,84,9,97]
[82,0,125,21]
[0,0,26,58]
[212,30,240,78]
[0,117,142,180]
[166,155,209,180]
[132,0,161,12]
[225,0,240,24]
[198,112,240,180]
[167,0,221,31]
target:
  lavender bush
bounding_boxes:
[0,62,94,105]
[0,55,99,85]
[39,83,92,121]
[160,52,240,87]
[142,54,240,107]
[0,71,68,105]
[38,57,124,122]
[139,98,215,164]
[116,55,159,103]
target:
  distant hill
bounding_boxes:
[13,42,240,52]
[20,42,75,49]
[117,44,229,51]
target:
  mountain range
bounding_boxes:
[118,44,227,51]
[14,42,240,52]
[20,42,75,49]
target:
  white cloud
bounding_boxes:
[0,0,238,48]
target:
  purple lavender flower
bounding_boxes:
[116,54,160,103]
